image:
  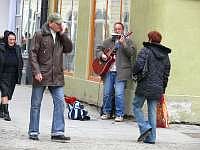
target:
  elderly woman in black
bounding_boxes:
[0,31,23,121]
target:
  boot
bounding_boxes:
[0,103,3,118]
[3,104,11,121]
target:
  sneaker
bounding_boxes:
[101,114,110,120]
[137,128,152,142]
[115,116,123,122]
[29,135,39,141]
[51,135,71,142]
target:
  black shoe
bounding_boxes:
[137,128,152,142]
[51,135,71,142]
[2,104,11,121]
[4,113,11,121]
[0,112,3,118]
[144,141,155,144]
[0,103,3,118]
[29,135,39,140]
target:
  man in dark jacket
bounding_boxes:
[28,13,72,141]
[96,22,135,122]
[132,31,171,144]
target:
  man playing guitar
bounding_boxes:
[96,22,135,122]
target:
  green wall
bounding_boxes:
[64,0,104,107]
[131,0,200,123]
[64,0,136,116]
[74,0,90,79]
[63,0,200,123]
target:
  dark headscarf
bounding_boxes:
[4,31,16,47]
[0,30,9,43]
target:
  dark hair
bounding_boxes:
[148,31,162,43]
[114,22,124,30]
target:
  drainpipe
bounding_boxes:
[40,0,48,27]
[8,0,17,31]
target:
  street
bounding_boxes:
[0,85,200,150]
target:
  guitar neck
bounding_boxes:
[104,31,133,55]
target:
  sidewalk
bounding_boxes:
[0,85,200,150]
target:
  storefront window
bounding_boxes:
[21,0,41,51]
[90,0,131,78]
[57,0,79,73]
[15,0,42,85]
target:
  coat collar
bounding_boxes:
[41,23,52,36]
[41,23,61,39]
[0,43,6,52]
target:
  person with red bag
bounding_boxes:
[132,31,171,144]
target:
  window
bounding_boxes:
[21,0,41,51]
[89,0,131,79]
[57,0,79,74]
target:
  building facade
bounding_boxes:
[46,0,200,124]
[8,0,199,124]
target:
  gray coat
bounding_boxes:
[96,37,135,81]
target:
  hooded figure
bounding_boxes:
[0,31,23,121]
[133,41,171,100]
[132,31,171,144]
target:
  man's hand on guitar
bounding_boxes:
[119,35,127,47]
[101,53,108,61]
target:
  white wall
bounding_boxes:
[0,0,10,36]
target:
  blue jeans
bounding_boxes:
[133,95,157,142]
[28,86,65,136]
[102,71,126,117]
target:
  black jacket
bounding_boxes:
[133,42,171,100]
[0,43,23,84]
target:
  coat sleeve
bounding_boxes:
[132,47,148,75]
[0,44,5,75]
[29,32,42,76]
[163,56,171,93]
[16,45,24,84]
[0,54,3,78]
[96,38,113,59]
[96,38,111,59]
[122,39,136,58]
[96,44,104,59]
[60,32,73,53]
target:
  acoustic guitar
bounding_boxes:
[92,32,133,76]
